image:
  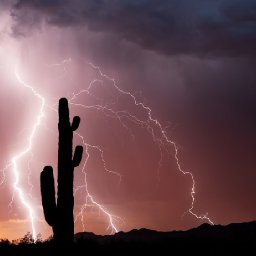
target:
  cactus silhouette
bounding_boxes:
[40,98,83,245]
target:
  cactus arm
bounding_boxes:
[40,166,56,227]
[71,116,80,131]
[73,145,83,167]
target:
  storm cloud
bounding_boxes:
[11,0,256,56]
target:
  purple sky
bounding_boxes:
[0,0,256,240]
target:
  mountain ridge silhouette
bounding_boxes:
[75,220,256,242]
[1,220,256,255]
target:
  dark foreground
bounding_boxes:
[1,221,256,255]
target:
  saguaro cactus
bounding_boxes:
[40,98,83,245]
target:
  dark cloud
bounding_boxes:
[11,0,256,56]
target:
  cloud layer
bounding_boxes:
[11,0,256,56]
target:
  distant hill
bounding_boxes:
[76,220,256,241]
[74,221,256,254]
[1,221,256,255]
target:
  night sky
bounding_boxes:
[0,0,256,240]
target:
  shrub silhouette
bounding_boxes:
[40,98,83,246]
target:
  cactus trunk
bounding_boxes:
[40,98,83,245]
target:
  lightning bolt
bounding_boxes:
[1,58,122,239]
[1,63,46,241]
[55,58,213,230]
[74,60,214,225]
[73,133,121,234]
